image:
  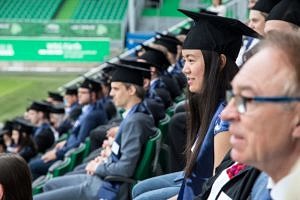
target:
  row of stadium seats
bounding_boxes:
[0,0,63,19]
[72,0,128,20]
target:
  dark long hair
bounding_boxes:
[184,50,238,177]
[0,153,32,200]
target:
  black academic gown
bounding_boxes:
[196,151,261,200]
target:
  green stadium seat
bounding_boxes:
[50,157,72,177]
[174,93,186,104]
[32,157,71,195]
[166,105,175,117]
[104,129,162,182]
[57,133,69,143]
[158,114,170,143]
[32,173,53,195]
[71,0,128,20]
[65,142,87,170]
[0,0,63,19]
[83,137,91,159]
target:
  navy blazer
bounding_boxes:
[56,101,108,159]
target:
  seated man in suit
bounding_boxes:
[33,63,157,200]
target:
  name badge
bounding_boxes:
[111,141,120,155]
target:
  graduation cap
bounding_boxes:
[0,136,4,145]
[28,101,51,113]
[139,45,171,70]
[156,32,183,45]
[48,91,64,102]
[178,27,190,35]
[80,78,102,92]
[154,37,181,54]
[119,58,152,79]
[0,120,14,135]
[96,72,110,86]
[12,118,35,135]
[199,7,218,15]
[49,104,65,114]
[252,0,281,14]
[107,62,149,86]
[178,9,261,61]
[65,86,78,95]
[267,0,300,27]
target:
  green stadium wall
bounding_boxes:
[0,20,123,39]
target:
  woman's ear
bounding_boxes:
[0,184,4,199]
[220,54,227,70]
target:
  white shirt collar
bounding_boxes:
[82,104,90,113]
[270,159,300,200]
[150,78,159,86]
[122,108,130,119]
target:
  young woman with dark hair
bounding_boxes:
[7,119,37,162]
[132,10,259,200]
[183,50,238,178]
[0,153,32,200]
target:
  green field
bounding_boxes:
[0,72,78,123]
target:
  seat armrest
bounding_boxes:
[48,160,63,172]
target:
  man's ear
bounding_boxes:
[292,110,300,139]
[220,54,227,70]
[143,79,150,89]
[128,85,136,96]
[0,184,4,199]
[293,122,300,139]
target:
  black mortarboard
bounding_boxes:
[13,118,35,135]
[0,136,3,145]
[108,62,148,86]
[65,86,78,95]
[80,78,101,92]
[88,78,103,90]
[119,58,152,79]
[178,9,261,61]
[48,91,64,102]
[154,37,181,54]
[252,0,281,14]
[102,63,116,75]
[267,0,300,27]
[28,101,51,113]
[199,7,218,15]
[139,45,170,70]
[98,73,111,86]
[156,32,183,45]
[0,120,14,135]
[178,27,190,35]
[49,104,65,114]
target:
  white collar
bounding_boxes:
[122,108,130,119]
[270,160,300,200]
[150,78,159,86]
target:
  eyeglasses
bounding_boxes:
[226,90,300,114]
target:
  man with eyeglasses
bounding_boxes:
[196,31,300,200]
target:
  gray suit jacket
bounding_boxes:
[95,112,156,178]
